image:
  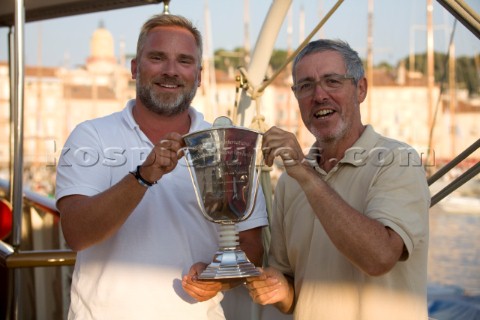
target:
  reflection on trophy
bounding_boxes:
[183,116,263,279]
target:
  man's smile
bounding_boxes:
[314,109,335,119]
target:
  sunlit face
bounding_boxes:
[131,26,202,116]
[293,50,366,144]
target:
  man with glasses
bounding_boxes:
[246,39,430,320]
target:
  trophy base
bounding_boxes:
[198,248,260,279]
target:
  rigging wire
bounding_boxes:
[256,0,345,94]
[426,18,480,206]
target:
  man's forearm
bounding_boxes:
[59,173,148,251]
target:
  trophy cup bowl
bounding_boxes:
[183,117,263,279]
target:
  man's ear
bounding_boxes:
[131,58,138,80]
[198,66,202,87]
[357,77,367,103]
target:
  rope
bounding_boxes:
[235,67,269,133]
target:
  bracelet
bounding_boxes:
[130,165,157,188]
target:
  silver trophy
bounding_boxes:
[183,116,263,279]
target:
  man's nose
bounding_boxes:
[161,60,179,75]
[313,80,329,98]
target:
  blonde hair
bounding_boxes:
[136,14,203,66]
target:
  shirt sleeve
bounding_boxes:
[55,121,112,204]
[236,185,269,232]
[365,146,430,258]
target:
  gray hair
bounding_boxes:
[136,14,203,67]
[292,39,364,84]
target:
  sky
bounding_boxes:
[0,0,479,69]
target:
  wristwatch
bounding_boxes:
[130,165,157,188]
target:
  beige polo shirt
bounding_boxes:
[269,125,430,320]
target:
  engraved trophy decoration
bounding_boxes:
[183,116,263,279]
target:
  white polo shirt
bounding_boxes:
[56,100,268,320]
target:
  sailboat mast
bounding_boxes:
[202,0,217,120]
[449,40,456,158]
[426,0,435,166]
[367,0,374,124]
[244,0,250,65]
[427,0,435,136]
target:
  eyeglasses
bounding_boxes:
[291,74,355,99]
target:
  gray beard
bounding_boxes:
[310,123,348,144]
[136,73,199,117]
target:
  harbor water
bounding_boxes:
[427,201,480,319]
[428,204,480,295]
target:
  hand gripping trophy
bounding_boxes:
[183,116,263,279]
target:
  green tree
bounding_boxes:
[214,48,246,73]
[456,55,479,95]
[269,49,289,71]
[403,52,479,96]
[214,48,290,74]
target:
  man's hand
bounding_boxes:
[182,262,223,302]
[245,267,294,313]
[140,132,186,183]
[262,126,312,180]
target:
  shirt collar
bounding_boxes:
[121,99,206,133]
[341,125,381,166]
[122,99,137,130]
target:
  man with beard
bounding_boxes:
[55,14,267,320]
[245,39,430,320]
